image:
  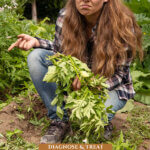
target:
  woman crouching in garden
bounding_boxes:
[9,0,143,144]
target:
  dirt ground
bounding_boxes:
[0,95,47,145]
[0,97,149,149]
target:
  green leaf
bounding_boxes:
[51,97,59,106]
[134,92,150,105]
[80,71,90,77]
[101,82,109,88]
[117,99,134,113]
[65,102,75,109]
[56,106,64,120]
[6,129,23,139]
[43,66,57,82]
[16,114,25,120]
[131,70,150,81]
[76,108,82,120]
[0,133,4,138]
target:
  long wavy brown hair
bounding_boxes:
[61,0,143,78]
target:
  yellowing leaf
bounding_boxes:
[56,106,64,120]
[80,71,90,78]
[51,97,58,106]
[43,66,56,82]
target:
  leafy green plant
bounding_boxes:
[110,131,136,150]
[130,70,150,104]
[0,129,38,150]
[0,8,55,99]
[24,97,50,129]
[43,53,113,141]
[124,0,150,105]
[130,21,150,104]
[125,0,150,18]
[16,114,25,120]
[135,13,150,52]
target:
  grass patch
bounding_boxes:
[124,104,150,148]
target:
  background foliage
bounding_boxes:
[24,0,66,22]
[125,0,150,105]
[0,1,55,99]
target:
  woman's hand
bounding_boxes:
[8,34,40,51]
[72,76,81,91]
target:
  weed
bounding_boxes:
[0,129,38,150]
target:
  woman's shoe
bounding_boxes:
[40,120,70,144]
[104,122,113,140]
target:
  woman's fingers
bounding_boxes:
[18,40,26,49]
[8,43,17,51]
[23,41,33,50]
[23,42,29,50]
[77,79,81,90]
[8,34,34,51]
[8,38,22,51]
[72,76,81,91]
[72,77,78,90]
[18,34,30,40]
[8,34,36,51]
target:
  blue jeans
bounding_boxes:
[27,48,127,122]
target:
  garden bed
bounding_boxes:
[0,94,149,149]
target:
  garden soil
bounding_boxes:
[0,95,47,145]
[0,96,149,149]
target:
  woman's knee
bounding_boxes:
[27,48,54,66]
[105,91,127,111]
[27,48,45,64]
[27,48,42,64]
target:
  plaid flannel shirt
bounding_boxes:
[36,8,135,100]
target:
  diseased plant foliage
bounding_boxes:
[43,53,114,141]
